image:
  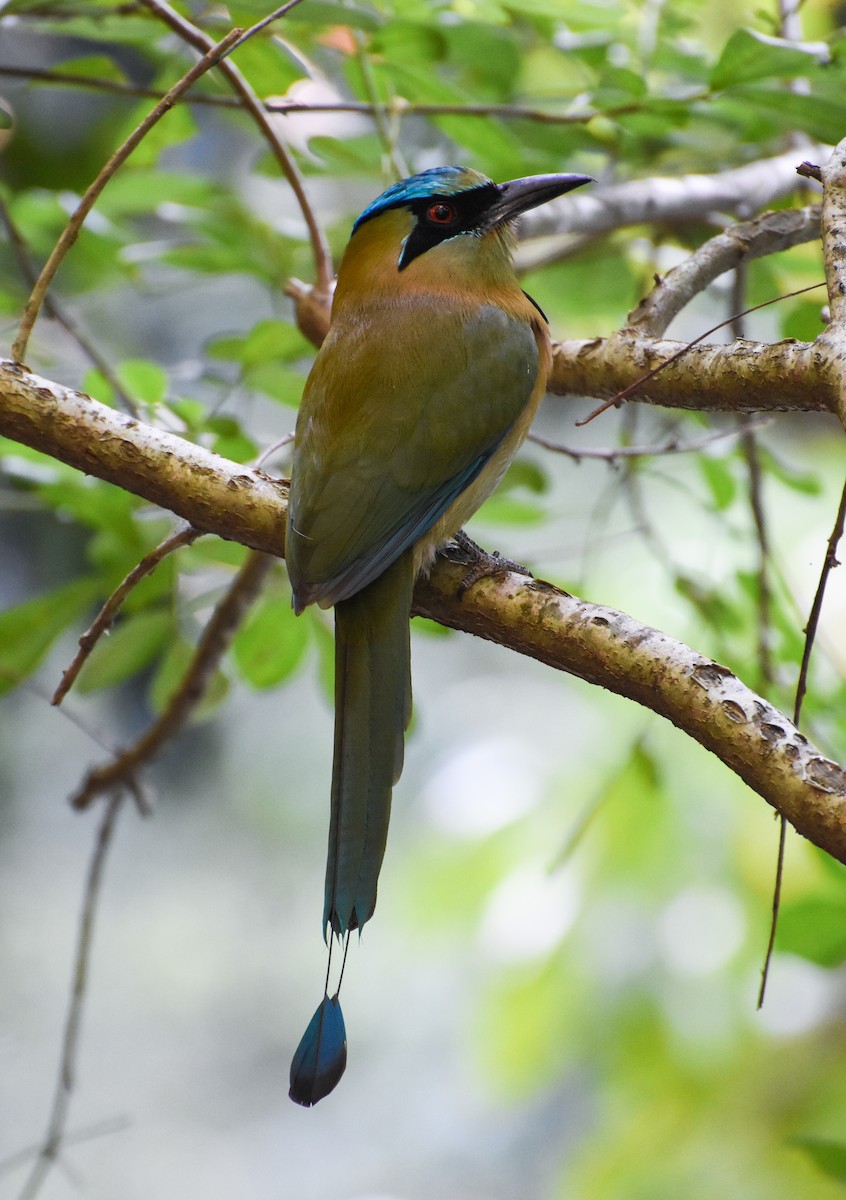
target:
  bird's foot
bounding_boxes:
[444,529,533,598]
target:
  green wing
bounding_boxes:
[287,302,539,607]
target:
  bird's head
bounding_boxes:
[334,165,592,298]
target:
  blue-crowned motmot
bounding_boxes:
[286,165,591,1105]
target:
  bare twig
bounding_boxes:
[0,64,645,125]
[11,28,243,363]
[141,0,333,292]
[794,477,846,725]
[13,794,124,1200]
[52,526,202,706]
[70,550,272,809]
[528,418,769,463]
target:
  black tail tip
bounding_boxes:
[289,993,347,1107]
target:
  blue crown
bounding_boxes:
[353,166,493,232]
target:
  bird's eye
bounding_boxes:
[426,202,457,224]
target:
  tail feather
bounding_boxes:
[323,549,415,936]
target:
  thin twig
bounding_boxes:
[757,476,846,1006]
[52,526,202,707]
[528,418,770,463]
[352,29,407,180]
[0,64,644,125]
[70,550,272,809]
[13,794,124,1200]
[793,476,846,725]
[141,0,333,292]
[0,198,140,416]
[11,27,243,363]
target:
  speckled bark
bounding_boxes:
[0,359,288,555]
[413,562,846,864]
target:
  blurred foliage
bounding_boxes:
[2,0,846,1196]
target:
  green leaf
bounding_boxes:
[116,360,167,409]
[53,54,128,82]
[0,579,98,693]
[698,455,736,510]
[776,897,846,967]
[76,609,172,693]
[208,319,312,369]
[500,459,549,495]
[791,1138,846,1185]
[759,447,822,496]
[711,29,830,90]
[720,86,846,144]
[232,593,309,688]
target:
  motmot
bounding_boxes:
[285,165,591,1105]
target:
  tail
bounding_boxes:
[289,550,414,1107]
[324,548,414,937]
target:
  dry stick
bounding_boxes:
[70,550,272,809]
[141,0,333,293]
[10,27,243,364]
[14,794,124,1200]
[528,417,770,463]
[766,480,846,997]
[52,526,202,707]
[0,199,140,417]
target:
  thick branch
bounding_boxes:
[1,358,844,859]
[0,360,287,554]
[414,562,846,864]
[550,335,833,413]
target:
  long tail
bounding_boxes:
[324,548,414,937]
[290,550,414,1106]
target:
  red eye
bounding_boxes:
[426,202,457,224]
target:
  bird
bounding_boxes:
[285,164,592,1105]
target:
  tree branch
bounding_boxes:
[549,335,832,413]
[1,359,844,861]
[413,560,846,865]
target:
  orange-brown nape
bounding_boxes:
[285,164,592,1106]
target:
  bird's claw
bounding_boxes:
[445,529,533,598]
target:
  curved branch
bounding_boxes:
[1,358,844,861]
[627,206,821,337]
[413,560,846,865]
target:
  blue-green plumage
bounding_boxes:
[286,164,592,1106]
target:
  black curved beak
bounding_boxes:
[488,172,593,226]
